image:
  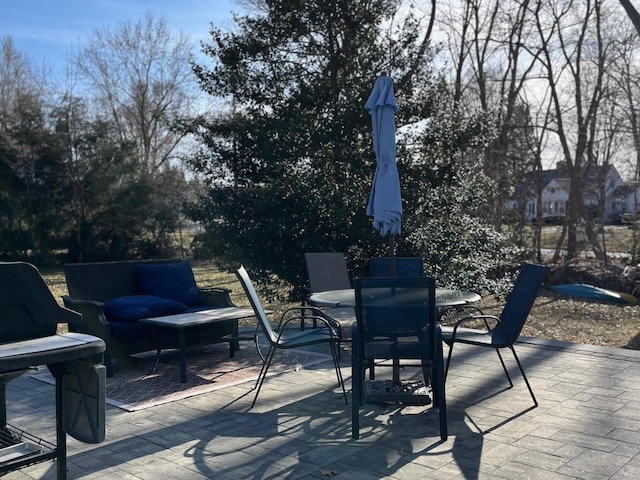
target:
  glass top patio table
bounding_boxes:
[309,288,480,308]
[312,286,481,400]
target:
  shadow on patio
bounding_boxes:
[5,337,640,479]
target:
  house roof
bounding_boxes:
[509,164,622,201]
[542,163,619,187]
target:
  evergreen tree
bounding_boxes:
[185,0,438,296]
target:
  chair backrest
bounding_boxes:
[305,252,352,293]
[64,258,182,302]
[353,276,437,358]
[236,266,278,345]
[0,262,81,342]
[370,257,424,278]
[498,263,550,343]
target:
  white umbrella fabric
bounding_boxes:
[365,74,402,273]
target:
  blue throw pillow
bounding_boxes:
[104,295,188,323]
[135,261,202,306]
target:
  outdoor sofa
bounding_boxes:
[62,258,240,377]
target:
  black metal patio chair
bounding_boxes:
[369,257,424,278]
[441,262,550,407]
[351,275,447,440]
[304,252,356,353]
[0,262,106,479]
[236,265,347,408]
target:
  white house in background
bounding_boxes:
[510,164,628,223]
[623,184,640,216]
[540,178,570,220]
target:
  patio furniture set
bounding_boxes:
[302,253,549,440]
[62,259,255,381]
[0,254,549,478]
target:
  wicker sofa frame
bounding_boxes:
[62,259,239,377]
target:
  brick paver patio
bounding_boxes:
[3,336,640,479]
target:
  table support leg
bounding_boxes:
[178,330,187,383]
[392,359,400,384]
[0,378,6,429]
[143,325,161,377]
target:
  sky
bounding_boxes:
[0,0,241,76]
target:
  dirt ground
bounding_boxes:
[473,290,640,350]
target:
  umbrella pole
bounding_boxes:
[389,234,401,383]
[389,235,396,277]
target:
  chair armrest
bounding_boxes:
[278,307,340,336]
[439,305,485,324]
[276,305,325,329]
[198,287,236,307]
[61,295,112,341]
[450,314,500,336]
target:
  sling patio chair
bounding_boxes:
[304,252,356,353]
[351,275,447,440]
[305,252,352,296]
[369,257,425,278]
[441,262,550,407]
[236,265,347,408]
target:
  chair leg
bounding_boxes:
[434,342,448,441]
[509,346,538,407]
[444,341,536,409]
[254,344,274,389]
[359,364,367,407]
[351,354,361,439]
[420,359,431,390]
[251,346,276,408]
[495,348,514,388]
[329,340,347,405]
[444,342,454,380]
[432,368,447,441]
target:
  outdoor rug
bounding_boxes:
[30,341,333,412]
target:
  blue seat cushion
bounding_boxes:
[104,295,188,323]
[135,261,201,306]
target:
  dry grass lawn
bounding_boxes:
[42,260,640,351]
[472,292,640,350]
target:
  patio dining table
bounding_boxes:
[310,286,481,399]
[309,288,481,309]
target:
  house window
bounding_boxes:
[544,201,565,216]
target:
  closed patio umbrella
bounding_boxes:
[365,73,402,275]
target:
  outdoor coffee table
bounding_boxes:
[140,307,256,383]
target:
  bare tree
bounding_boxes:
[77,12,199,174]
[440,0,545,230]
[0,37,44,133]
[608,16,640,261]
[530,0,617,260]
